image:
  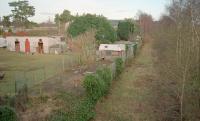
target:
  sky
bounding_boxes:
[0,0,169,23]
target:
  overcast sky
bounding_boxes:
[0,0,169,23]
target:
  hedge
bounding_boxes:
[49,61,124,121]
[83,67,112,101]
[0,106,17,121]
[115,58,124,76]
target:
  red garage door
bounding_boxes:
[25,39,30,53]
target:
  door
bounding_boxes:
[25,39,30,53]
[38,39,44,54]
[15,40,20,52]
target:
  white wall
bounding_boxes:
[6,36,61,53]
[0,38,7,47]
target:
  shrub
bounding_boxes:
[96,67,112,94]
[83,74,105,101]
[0,106,17,121]
[68,14,117,43]
[83,67,113,101]
[115,58,124,76]
[81,67,112,121]
[117,20,135,41]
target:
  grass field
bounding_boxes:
[0,48,78,95]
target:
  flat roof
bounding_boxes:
[99,44,125,51]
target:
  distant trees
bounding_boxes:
[54,10,73,25]
[117,19,135,41]
[2,16,11,28]
[8,0,35,28]
[54,10,74,35]
[137,12,153,38]
[68,14,117,44]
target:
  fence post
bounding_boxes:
[41,66,46,95]
[62,56,65,72]
[14,71,17,96]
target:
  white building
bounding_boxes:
[6,36,65,54]
[0,38,7,48]
[98,44,126,61]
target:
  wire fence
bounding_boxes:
[0,53,86,97]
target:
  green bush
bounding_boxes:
[117,20,135,41]
[0,106,17,121]
[115,58,124,76]
[80,67,112,120]
[83,67,112,101]
[96,67,112,94]
[68,14,117,43]
[83,74,105,101]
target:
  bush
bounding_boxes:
[68,14,117,43]
[0,106,17,121]
[83,74,105,101]
[115,58,124,76]
[81,67,112,121]
[96,68,112,94]
[83,67,112,101]
[117,20,135,41]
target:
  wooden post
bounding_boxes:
[14,71,17,96]
[62,56,65,72]
[42,67,46,95]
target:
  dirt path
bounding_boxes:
[95,40,160,121]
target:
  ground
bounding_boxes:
[94,39,160,121]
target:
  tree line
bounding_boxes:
[153,0,200,120]
[56,10,137,44]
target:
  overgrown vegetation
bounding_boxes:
[68,30,96,65]
[153,0,200,120]
[117,19,135,41]
[68,14,117,44]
